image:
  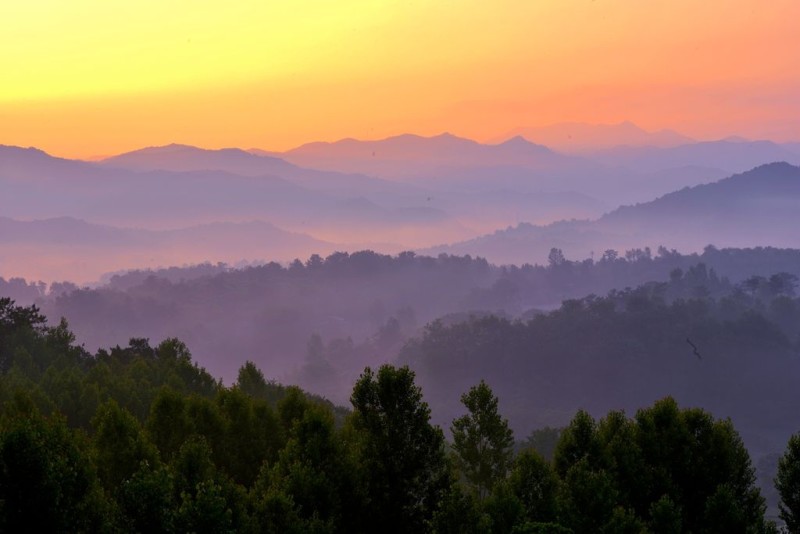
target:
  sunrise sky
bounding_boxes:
[1,0,798,159]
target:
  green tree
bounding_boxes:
[350,365,450,533]
[452,380,515,499]
[264,404,357,532]
[430,484,489,534]
[553,410,599,478]
[174,480,234,534]
[146,387,192,461]
[0,410,111,532]
[633,398,767,532]
[557,457,617,534]
[236,360,270,400]
[776,433,800,532]
[117,462,175,533]
[215,388,281,486]
[508,450,559,524]
[602,506,646,533]
[648,494,682,534]
[92,399,159,490]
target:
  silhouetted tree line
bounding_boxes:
[14,246,798,396]
[3,298,800,532]
[402,264,800,412]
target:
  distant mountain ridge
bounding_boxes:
[591,140,800,174]
[273,132,585,180]
[602,162,800,224]
[99,143,419,197]
[5,136,800,283]
[0,142,606,251]
[428,162,800,264]
[101,143,296,174]
[491,121,694,153]
[1,143,465,245]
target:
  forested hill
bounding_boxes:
[399,269,800,458]
[25,246,800,386]
[602,161,800,227]
[0,297,790,532]
[429,162,800,264]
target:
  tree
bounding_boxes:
[553,410,599,478]
[0,410,111,532]
[350,365,450,533]
[557,457,618,533]
[507,450,559,524]
[430,484,489,534]
[648,495,682,534]
[215,388,282,486]
[548,248,566,267]
[117,462,175,533]
[601,249,619,263]
[236,360,269,399]
[451,380,515,499]
[146,387,192,461]
[262,403,361,532]
[92,399,160,490]
[776,433,800,532]
[633,398,767,532]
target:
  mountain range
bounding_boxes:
[2,123,800,282]
[428,162,800,264]
[490,121,694,152]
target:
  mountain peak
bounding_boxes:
[493,121,694,152]
[500,135,529,145]
[99,143,295,174]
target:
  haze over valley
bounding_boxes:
[4,129,800,453]
[3,132,800,282]
[3,1,800,530]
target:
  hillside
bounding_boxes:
[429,163,800,265]
[399,274,800,458]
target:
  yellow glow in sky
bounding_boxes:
[1,0,798,158]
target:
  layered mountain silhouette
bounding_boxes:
[101,143,417,197]
[428,162,800,264]
[3,131,800,283]
[277,132,572,173]
[492,121,694,152]
[269,130,800,204]
[0,143,605,250]
[271,133,602,196]
[591,139,800,174]
[0,144,470,247]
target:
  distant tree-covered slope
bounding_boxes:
[430,162,800,264]
[0,297,781,532]
[399,270,800,459]
[1,247,791,399]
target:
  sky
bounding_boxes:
[1,0,799,159]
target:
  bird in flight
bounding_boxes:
[686,338,702,360]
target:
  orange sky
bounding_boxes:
[1,0,798,159]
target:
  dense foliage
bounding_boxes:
[0,297,794,531]
[5,245,797,400]
[401,267,800,451]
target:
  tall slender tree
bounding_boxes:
[776,433,800,532]
[451,380,515,499]
[350,365,450,533]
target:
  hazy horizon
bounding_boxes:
[3,1,799,158]
[3,3,800,528]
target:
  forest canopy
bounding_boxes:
[0,297,794,532]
